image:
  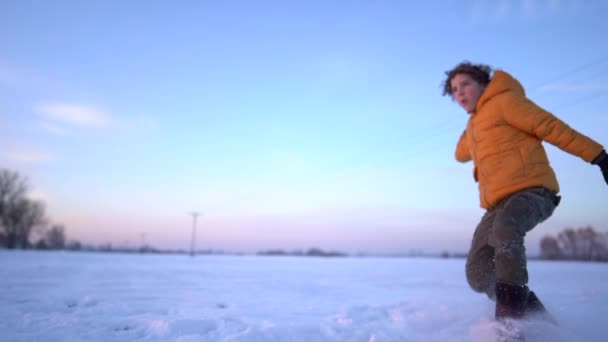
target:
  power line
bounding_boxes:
[531,56,608,90]
[553,92,607,112]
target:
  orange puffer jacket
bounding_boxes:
[455,70,604,209]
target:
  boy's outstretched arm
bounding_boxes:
[499,93,607,185]
[500,93,602,162]
[592,150,608,185]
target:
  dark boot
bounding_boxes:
[495,283,529,320]
[527,291,558,324]
[527,291,546,313]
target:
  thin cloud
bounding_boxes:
[470,0,573,22]
[37,103,111,128]
[37,120,70,136]
[4,148,53,164]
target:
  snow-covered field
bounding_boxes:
[1,250,607,341]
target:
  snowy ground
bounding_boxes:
[1,250,607,341]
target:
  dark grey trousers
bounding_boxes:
[465,187,559,299]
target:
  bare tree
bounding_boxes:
[540,236,561,260]
[1,169,27,223]
[541,226,608,262]
[45,224,66,250]
[578,226,608,261]
[66,240,82,251]
[0,169,47,248]
[557,228,578,260]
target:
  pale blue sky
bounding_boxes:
[1,0,607,254]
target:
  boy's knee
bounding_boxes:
[466,262,495,296]
[466,271,484,293]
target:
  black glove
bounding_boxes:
[591,150,608,185]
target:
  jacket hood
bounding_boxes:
[476,70,526,112]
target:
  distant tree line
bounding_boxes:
[257,247,348,257]
[540,226,608,262]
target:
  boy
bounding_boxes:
[442,61,608,320]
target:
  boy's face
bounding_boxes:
[450,73,485,113]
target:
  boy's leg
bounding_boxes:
[489,188,558,286]
[466,210,498,299]
[489,188,558,318]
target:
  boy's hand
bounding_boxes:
[592,150,608,185]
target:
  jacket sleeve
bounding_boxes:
[455,130,472,162]
[500,93,604,162]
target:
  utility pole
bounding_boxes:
[188,212,201,257]
[140,232,147,248]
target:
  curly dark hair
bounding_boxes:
[442,61,493,96]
